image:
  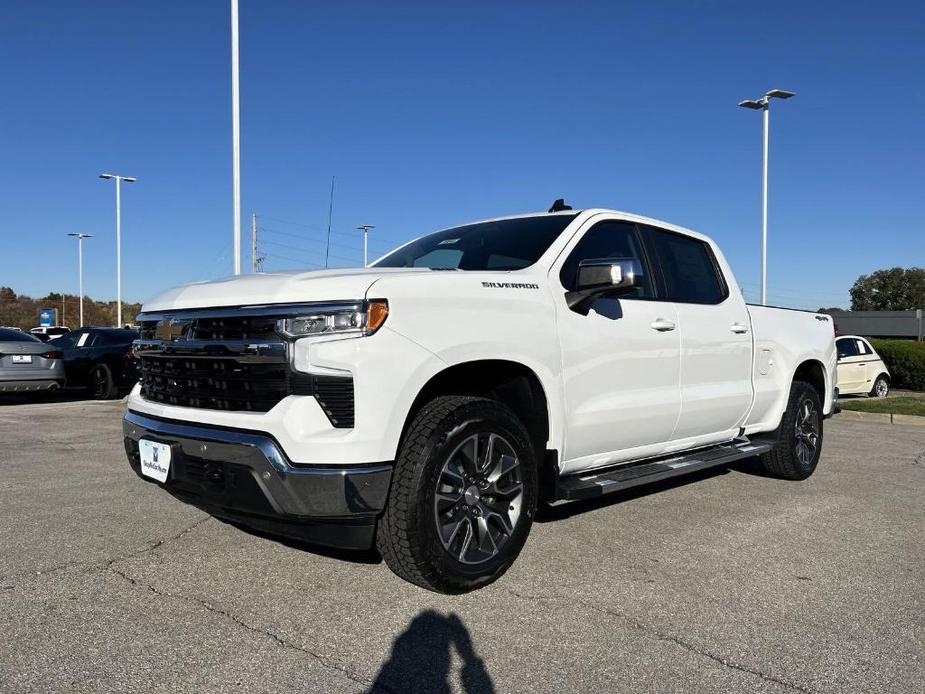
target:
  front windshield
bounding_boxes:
[372,214,578,271]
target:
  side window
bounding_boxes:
[559,221,653,299]
[647,228,727,304]
[855,339,871,355]
[837,339,859,358]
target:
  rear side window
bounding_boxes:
[559,221,654,299]
[99,330,139,345]
[0,328,40,342]
[646,228,727,304]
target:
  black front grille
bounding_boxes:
[139,354,292,412]
[138,315,279,342]
[136,311,356,426]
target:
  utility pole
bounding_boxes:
[357,225,375,267]
[99,173,137,326]
[738,89,795,306]
[231,0,242,275]
[67,233,92,328]
[251,213,259,272]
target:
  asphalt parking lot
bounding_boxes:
[1,400,923,694]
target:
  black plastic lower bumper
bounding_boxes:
[123,410,393,550]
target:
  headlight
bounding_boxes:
[277,300,389,338]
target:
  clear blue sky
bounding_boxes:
[1,0,922,309]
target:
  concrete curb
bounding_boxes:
[833,409,925,426]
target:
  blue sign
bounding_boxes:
[39,308,56,327]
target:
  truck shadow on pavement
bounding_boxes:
[211,517,384,564]
[367,610,495,694]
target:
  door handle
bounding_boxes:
[731,323,749,334]
[650,319,676,332]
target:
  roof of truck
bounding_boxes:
[461,208,713,245]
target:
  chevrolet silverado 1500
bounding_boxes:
[123,206,837,593]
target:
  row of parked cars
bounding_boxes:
[0,326,139,399]
[1,324,894,403]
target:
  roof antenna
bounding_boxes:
[548,198,572,213]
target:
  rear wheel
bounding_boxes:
[869,375,889,398]
[758,381,823,480]
[377,395,537,593]
[89,364,118,400]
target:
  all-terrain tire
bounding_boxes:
[758,381,823,480]
[376,395,538,593]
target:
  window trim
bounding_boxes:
[556,219,658,302]
[640,225,730,306]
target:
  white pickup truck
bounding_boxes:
[123,205,837,593]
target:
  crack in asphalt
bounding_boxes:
[106,564,387,693]
[0,515,210,589]
[504,589,817,694]
[106,514,211,568]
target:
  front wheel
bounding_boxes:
[377,395,538,593]
[758,381,823,480]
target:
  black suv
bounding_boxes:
[57,328,139,399]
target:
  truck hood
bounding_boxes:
[141,267,430,312]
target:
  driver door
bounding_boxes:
[836,337,866,393]
[552,217,681,474]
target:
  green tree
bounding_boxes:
[849,267,925,311]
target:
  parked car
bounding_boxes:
[30,326,71,341]
[122,205,837,593]
[836,335,890,397]
[0,327,66,393]
[56,327,139,399]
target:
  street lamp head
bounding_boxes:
[738,99,764,110]
[123,177,138,183]
[99,173,114,180]
[357,224,375,232]
[67,233,92,239]
[766,89,795,100]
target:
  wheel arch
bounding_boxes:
[398,359,558,500]
[791,359,827,405]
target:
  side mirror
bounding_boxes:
[566,257,642,312]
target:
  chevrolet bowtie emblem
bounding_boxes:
[154,318,192,342]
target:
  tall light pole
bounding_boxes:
[738,89,795,306]
[231,0,242,275]
[67,233,92,328]
[357,225,375,267]
[99,173,137,327]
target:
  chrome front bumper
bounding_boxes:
[122,410,393,548]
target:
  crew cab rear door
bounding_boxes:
[642,226,753,444]
[551,216,681,473]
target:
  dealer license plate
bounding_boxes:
[12,355,32,364]
[139,439,172,483]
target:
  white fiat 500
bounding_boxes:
[836,335,891,397]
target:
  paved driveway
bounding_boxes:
[1,399,922,693]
